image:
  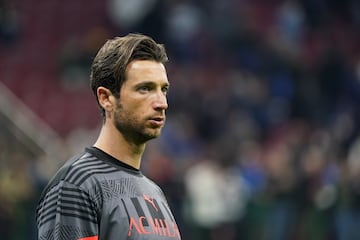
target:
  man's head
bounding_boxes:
[90,33,168,119]
[90,33,170,144]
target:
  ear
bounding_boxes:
[97,87,115,112]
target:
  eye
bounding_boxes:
[162,86,169,95]
[137,85,151,93]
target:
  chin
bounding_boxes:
[135,130,161,144]
[147,132,161,140]
[146,129,162,139]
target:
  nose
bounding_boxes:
[153,91,168,111]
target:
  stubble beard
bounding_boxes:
[113,102,161,145]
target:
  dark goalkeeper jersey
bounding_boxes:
[36,147,181,240]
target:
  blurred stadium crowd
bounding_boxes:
[1,0,360,239]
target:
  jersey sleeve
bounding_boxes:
[36,180,99,240]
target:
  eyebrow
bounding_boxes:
[134,81,170,88]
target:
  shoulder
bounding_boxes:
[62,151,118,187]
[50,150,120,187]
[142,176,168,200]
[36,150,116,225]
[37,150,119,203]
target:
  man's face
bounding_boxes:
[113,60,169,144]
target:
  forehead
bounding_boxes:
[125,60,168,84]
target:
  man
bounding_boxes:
[36,33,181,240]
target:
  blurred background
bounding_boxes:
[1,0,360,239]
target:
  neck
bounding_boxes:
[94,123,145,169]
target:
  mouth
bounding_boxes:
[148,116,165,127]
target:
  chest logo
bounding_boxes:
[143,194,158,211]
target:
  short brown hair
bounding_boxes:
[90,33,168,118]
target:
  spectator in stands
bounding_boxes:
[0,0,20,44]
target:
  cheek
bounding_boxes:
[126,99,149,115]
[117,96,150,120]
[116,104,142,123]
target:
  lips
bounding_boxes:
[148,116,165,127]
